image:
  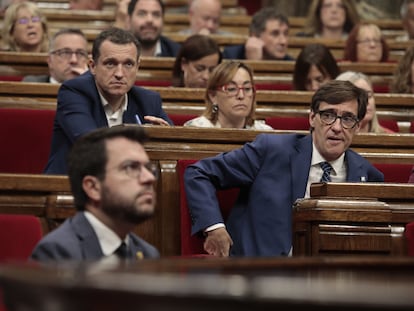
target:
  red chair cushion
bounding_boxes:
[373,163,413,183]
[406,222,414,256]
[378,119,399,132]
[265,116,309,130]
[0,214,42,261]
[168,114,198,126]
[0,108,55,174]
[178,159,239,256]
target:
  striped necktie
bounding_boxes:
[320,162,332,182]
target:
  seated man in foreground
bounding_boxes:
[31,126,160,261]
[184,80,384,257]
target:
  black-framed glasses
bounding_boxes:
[317,109,359,129]
[119,161,158,180]
[50,48,88,60]
[218,83,254,97]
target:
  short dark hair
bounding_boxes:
[68,126,148,210]
[249,7,289,36]
[293,43,340,90]
[92,27,142,62]
[128,0,165,16]
[172,34,222,87]
[310,80,367,121]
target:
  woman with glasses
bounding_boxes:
[336,71,394,133]
[172,34,222,88]
[297,0,359,39]
[183,61,272,129]
[1,1,49,52]
[343,22,389,62]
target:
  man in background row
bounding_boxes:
[32,126,160,261]
[179,0,231,35]
[223,7,294,60]
[23,28,89,83]
[44,27,172,175]
[127,0,180,57]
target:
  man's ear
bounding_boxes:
[89,59,96,75]
[82,175,102,202]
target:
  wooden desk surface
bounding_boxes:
[1,257,414,310]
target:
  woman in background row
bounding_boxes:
[343,22,389,62]
[172,34,222,88]
[293,43,340,91]
[1,1,49,52]
[336,71,394,133]
[298,0,359,39]
[184,61,272,130]
[390,45,414,94]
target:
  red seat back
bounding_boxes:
[373,163,413,183]
[168,114,198,126]
[0,108,55,174]
[265,116,310,130]
[177,159,239,256]
[410,121,414,133]
[0,214,43,261]
[378,119,399,132]
[406,222,414,256]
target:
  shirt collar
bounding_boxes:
[83,211,128,256]
[154,39,162,56]
[311,142,345,175]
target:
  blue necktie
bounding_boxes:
[320,162,332,182]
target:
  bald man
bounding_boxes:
[179,0,231,35]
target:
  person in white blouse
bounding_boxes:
[184,61,272,130]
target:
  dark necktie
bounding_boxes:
[115,242,128,259]
[320,162,332,182]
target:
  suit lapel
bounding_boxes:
[291,135,313,200]
[123,91,144,124]
[72,213,104,260]
[345,151,365,182]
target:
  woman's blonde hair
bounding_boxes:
[336,71,386,133]
[2,2,49,52]
[204,61,257,127]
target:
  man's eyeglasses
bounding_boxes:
[317,110,359,129]
[50,48,88,60]
[218,83,254,97]
[120,161,158,180]
[16,16,41,25]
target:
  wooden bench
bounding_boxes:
[0,52,404,90]
[1,81,413,129]
[294,182,414,256]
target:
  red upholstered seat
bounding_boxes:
[177,159,239,256]
[378,119,399,132]
[373,163,413,183]
[406,222,414,256]
[168,114,198,126]
[0,108,55,174]
[265,116,310,131]
[410,121,414,133]
[0,214,42,261]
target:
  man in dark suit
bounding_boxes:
[222,8,294,60]
[32,126,159,261]
[23,28,89,83]
[184,80,384,257]
[127,0,180,57]
[44,27,172,175]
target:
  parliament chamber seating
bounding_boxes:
[168,114,198,126]
[0,108,55,174]
[265,116,309,130]
[177,159,239,256]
